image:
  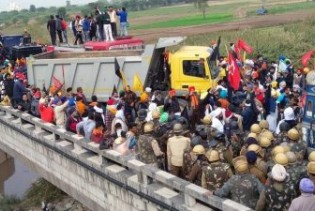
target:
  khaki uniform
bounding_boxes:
[256,181,296,211]
[215,143,233,166]
[289,141,307,162]
[201,162,233,191]
[249,164,266,184]
[187,159,209,186]
[214,173,264,209]
[182,150,196,177]
[167,135,190,177]
[137,134,164,165]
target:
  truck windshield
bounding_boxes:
[207,56,220,79]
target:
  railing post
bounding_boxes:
[71,134,84,152]
[184,193,196,207]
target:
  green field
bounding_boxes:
[177,17,315,64]
[131,13,234,30]
[247,1,315,16]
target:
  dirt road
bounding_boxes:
[131,10,315,43]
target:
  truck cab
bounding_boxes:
[169,46,219,94]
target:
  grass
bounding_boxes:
[132,13,234,29]
[19,178,66,207]
[177,17,315,64]
[247,1,315,16]
[0,196,21,211]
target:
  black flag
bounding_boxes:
[209,36,221,62]
[114,58,122,79]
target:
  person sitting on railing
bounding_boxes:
[91,122,105,144]
[39,98,55,124]
[54,96,69,128]
[30,90,41,118]
[113,131,132,157]
[17,94,31,113]
[76,112,96,141]
[12,73,29,108]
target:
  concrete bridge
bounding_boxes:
[0,150,14,197]
[0,105,252,211]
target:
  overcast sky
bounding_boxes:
[0,0,91,12]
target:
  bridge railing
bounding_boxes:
[0,105,252,211]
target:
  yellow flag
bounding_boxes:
[133,73,143,92]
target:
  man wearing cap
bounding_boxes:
[246,151,266,183]
[135,109,147,135]
[201,150,233,192]
[12,73,29,108]
[137,122,164,167]
[286,128,306,162]
[289,178,315,211]
[167,123,190,178]
[139,87,151,110]
[186,145,208,186]
[164,90,180,116]
[214,156,264,209]
[256,164,296,211]
[208,131,233,166]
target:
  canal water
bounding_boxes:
[0,156,39,198]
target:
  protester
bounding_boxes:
[116,7,128,36]
[1,35,315,210]
[47,15,57,45]
[55,15,63,44]
[61,18,68,44]
[74,15,83,45]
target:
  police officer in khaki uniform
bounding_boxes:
[186,145,208,186]
[201,150,233,192]
[167,123,190,178]
[256,164,296,211]
[259,136,272,161]
[214,156,264,209]
[247,144,268,175]
[287,128,306,162]
[137,122,164,167]
[246,151,266,184]
[135,109,147,135]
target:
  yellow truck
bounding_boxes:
[27,37,219,101]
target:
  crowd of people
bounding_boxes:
[0,47,315,210]
[47,6,128,46]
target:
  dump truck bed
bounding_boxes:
[27,47,154,102]
[27,37,187,102]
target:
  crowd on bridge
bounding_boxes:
[1,43,315,210]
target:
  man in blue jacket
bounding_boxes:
[12,74,29,108]
[117,7,128,36]
[82,16,90,42]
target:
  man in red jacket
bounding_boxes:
[39,99,55,123]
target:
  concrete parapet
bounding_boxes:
[0,105,253,211]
